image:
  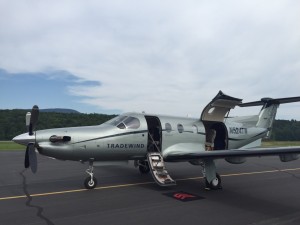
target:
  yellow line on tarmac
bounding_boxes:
[0,181,155,201]
[0,167,299,201]
[176,168,300,181]
[220,167,300,177]
[0,189,88,201]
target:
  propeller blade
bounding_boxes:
[24,145,30,168]
[28,143,37,173]
[26,112,31,127]
[24,143,38,173]
[29,105,39,135]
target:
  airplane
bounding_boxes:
[12,91,300,190]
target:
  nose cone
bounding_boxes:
[12,133,35,146]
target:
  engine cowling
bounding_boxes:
[279,154,299,162]
[49,135,71,143]
[225,157,247,164]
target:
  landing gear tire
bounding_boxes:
[139,160,150,174]
[205,173,222,190]
[84,159,97,189]
[84,177,97,189]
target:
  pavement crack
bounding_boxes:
[279,168,300,181]
[20,169,55,225]
[253,163,300,181]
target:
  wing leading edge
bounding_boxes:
[164,146,300,162]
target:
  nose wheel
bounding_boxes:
[84,160,97,189]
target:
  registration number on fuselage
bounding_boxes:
[229,127,248,135]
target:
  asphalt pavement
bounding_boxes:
[1,150,300,225]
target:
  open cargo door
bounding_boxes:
[201,91,242,150]
[201,91,242,122]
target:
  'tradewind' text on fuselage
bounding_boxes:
[107,144,145,149]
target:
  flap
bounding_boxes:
[201,91,242,122]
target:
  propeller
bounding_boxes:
[25,143,37,173]
[28,105,39,136]
[24,105,39,173]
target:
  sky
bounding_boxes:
[0,0,300,120]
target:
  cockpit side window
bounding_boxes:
[117,123,126,129]
[107,115,127,126]
[124,117,140,129]
[106,115,140,129]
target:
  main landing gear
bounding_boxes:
[201,160,222,191]
[134,160,150,174]
[205,173,222,190]
[84,160,97,189]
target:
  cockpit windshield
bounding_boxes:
[106,115,140,129]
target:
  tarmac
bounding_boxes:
[1,150,300,225]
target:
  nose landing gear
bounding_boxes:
[134,160,150,174]
[139,160,150,174]
[84,160,97,189]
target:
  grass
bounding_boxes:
[261,141,300,147]
[0,141,24,150]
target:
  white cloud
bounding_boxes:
[0,0,300,119]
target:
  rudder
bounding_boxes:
[239,96,300,137]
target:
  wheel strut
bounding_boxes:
[138,160,150,174]
[84,159,97,189]
[201,160,222,190]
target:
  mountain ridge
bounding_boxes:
[4,108,81,114]
[40,108,80,114]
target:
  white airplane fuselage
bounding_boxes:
[17,112,266,163]
[13,91,300,190]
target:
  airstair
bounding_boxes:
[147,152,176,186]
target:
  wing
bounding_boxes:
[163,143,300,162]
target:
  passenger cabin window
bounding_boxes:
[208,107,215,114]
[165,123,172,133]
[107,115,140,129]
[177,124,184,133]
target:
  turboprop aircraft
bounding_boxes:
[13,91,300,190]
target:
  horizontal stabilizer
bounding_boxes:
[239,96,300,107]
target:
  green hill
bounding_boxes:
[0,109,299,141]
[0,109,115,140]
[270,119,300,141]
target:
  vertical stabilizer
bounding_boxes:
[256,102,279,137]
[239,96,300,138]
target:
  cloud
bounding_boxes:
[0,69,102,112]
[0,0,300,119]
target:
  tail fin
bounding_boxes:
[256,102,278,133]
[239,96,300,138]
